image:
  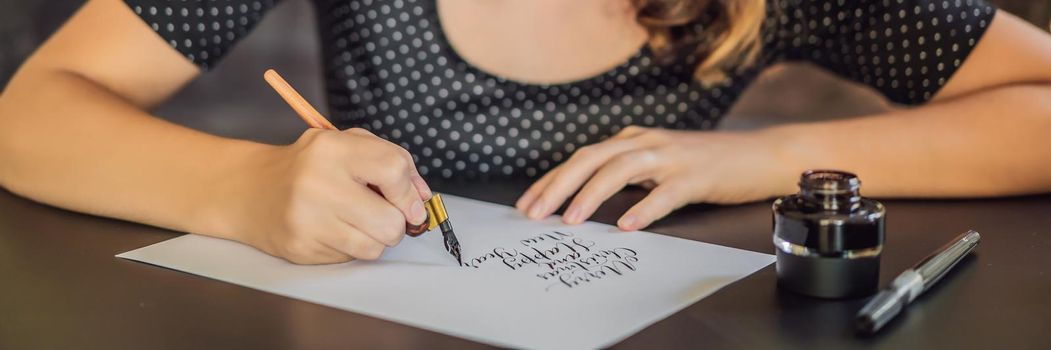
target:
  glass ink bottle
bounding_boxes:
[772,170,885,298]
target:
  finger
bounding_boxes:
[618,182,690,231]
[515,167,559,213]
[518,127,654,214]
[411,174,432,201]
[337,183,409,247]
[563,150,658,225]
[346,128,430,200]
[527,138,642,219]
[634,180,658,190]
[350,138,429,226]
[344,127,374,136]
[319,222,388,261]
[400,151,432,201]
[610,125,649,139]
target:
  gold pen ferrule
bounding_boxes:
[424,193,450,231]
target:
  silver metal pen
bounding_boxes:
[856,230,981,334]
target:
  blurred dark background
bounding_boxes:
[1,0,1049,144]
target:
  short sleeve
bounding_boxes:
[770,0,997,104]
[123,0,282,70]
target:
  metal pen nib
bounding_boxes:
[439,220,462,266]
[420,193,462,265]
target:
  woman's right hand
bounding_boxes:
[232,127,432,264]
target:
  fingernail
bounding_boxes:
[410,201,428,225]
[528,202,546,219]
[618,215,637,231]
[564,207,581,224]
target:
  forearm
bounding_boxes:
[0,69,278,238]
[761,84,1051,198]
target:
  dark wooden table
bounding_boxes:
[1,179,1048,349]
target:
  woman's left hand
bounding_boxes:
[515,126,796,231]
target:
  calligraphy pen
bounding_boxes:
[262,69,463,265]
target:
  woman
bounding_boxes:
[1,0,1049,264]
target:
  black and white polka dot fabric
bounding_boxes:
[125,0,996,179]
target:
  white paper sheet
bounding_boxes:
[118,194,773,349]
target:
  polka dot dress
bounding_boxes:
[125,0,996,179]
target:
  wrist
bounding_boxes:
[751,126,811,196]
[188,140,284,243]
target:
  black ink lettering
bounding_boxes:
[462,230,642,291]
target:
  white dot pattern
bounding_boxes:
[127,0,995,179]
[765,0,995,104]
[129,0,279,70]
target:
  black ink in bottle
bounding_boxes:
[772,170,885,298]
